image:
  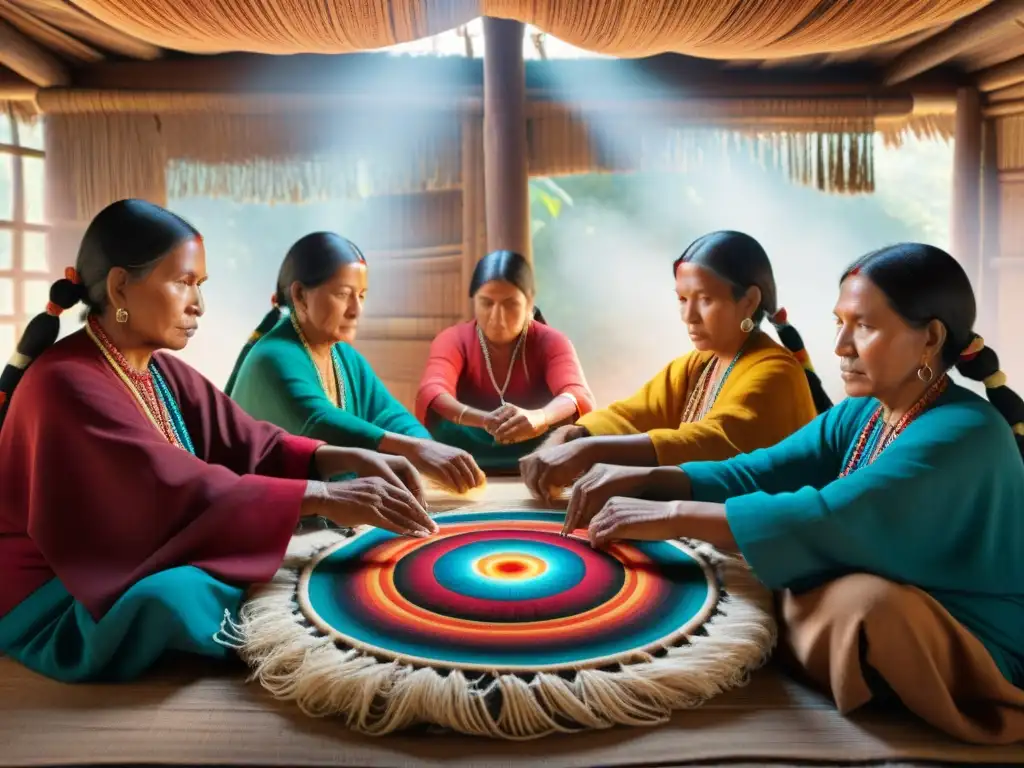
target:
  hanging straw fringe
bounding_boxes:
[235,525,776,739]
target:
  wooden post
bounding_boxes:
[952,87,983,290]
[482,17,530,262]
[979,119,1000,346]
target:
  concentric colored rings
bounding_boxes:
[300,510,717,672]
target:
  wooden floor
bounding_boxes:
[3,654,1024,767]
[3,479,1023,767]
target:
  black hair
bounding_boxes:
[842,243,1024,460]
[0,199,199,428]
[674,230,832,414]
[224,232,366,396]
[469,250,547,325]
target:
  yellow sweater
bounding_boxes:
[577,332,818,465]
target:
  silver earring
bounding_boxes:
[917,364,934,383]
[740,317,755,333]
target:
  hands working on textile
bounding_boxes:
[302,475,437,537]
[484,403,548,444]
[519,436,600,502]
[405,440,486,495]
[314,445,426,505]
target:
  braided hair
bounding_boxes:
[0,199,199,429]
[842,243,1024,462]
[224,232,366,396]
[674,230,833,414]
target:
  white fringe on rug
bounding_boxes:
[234,529,776,739]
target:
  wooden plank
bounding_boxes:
[0,16,67,87]
[977,53,1024,91]
[884,0,1024,85]
[0,1,103,64]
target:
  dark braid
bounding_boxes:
[0,271,85,424]
[225,232,365,396]
[767,308,833,414]
[0,199,200,430]
[674,231,832,414]
[843,243,1024,464]
[956,340,1024,459]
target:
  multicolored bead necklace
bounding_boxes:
[85,315,195,454]
[291,313,347,410]
[477,322,529,406]
[680,336,750,424]
[840,374,949,477]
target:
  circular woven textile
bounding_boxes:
[237,509,776,739]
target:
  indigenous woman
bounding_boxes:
[0,200,436,684]
[227,233,485,494]
[521,230,828,501]
[564,243,1024,744]
[415,250,596,471]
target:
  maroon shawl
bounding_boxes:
[0,330,323,619]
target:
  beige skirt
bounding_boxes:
[780,573,1024,744]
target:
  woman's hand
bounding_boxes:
[409,440,486,494]
[519,438,600,503]
[540,424,589,449]
[304,478,437,537]
[562,463,659,535]
[489,405,548,444]
[587,498,685,549]
[338,449,426,507]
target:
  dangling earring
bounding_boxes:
[740,317,755,333]
[115,308,129,324]
[917,363,934,383]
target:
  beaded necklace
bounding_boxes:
[291,313,347,410]
[85,315,195,454]
[477,322,529,406]
[680,336,750,424]
[840,374,948,477]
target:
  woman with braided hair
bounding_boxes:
[520,230,828,501]
[0,200,437,683]
[563,243,1024,743]
[226,232,486,495]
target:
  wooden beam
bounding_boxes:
[0,1,103,64]
[952,87,983,290]
[977,53,1024,91]
[0,67,37,100]
[884,0,1024,85]
[10,0,161,60]
[0,16,67,87]
[982,98,1024,116]
[482,17,530,262]
[985,80,1024,101]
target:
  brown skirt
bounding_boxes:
[780,573,1024,744]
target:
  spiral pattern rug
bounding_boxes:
[235,508,776,739]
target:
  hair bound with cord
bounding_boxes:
[0,200,199,429]
[674,231,832,414]
[842,243,1024,463]
[224,232,365,396]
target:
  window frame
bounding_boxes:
[0,110,48,353]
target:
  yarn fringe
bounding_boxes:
[236,527,776,739]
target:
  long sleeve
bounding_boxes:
[577,356,694,436]
[339,345,431,439]
[0,350,307,620]
[721,398,1024,596]
[681,397,866,501]
[539,328,596,416]
[158,353,322,479]
[645,352,817,465]
[414,326,464,423]
[235,340,391,450]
